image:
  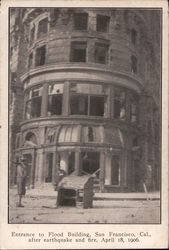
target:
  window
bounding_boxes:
[70,83,108,116]
[96,15,110,32]
[37,18,48,38]
[130,94,138,123]
[28,53,33,68]
[95,43,108,64]
[114,89,126,120]
[35,45,46,66]
[25,87,42,119]
[47,84,63,116]
[70,42,87,62]
[131,55,137,73]
[131,29,137,44]
[73,13,88,30]
[90,96,105,116]
[70,95,88,115]
[30,25,35,45]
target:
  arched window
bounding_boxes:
[25,132,37,145]
[37,17,48,38]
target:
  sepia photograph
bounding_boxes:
[8,7,162,224]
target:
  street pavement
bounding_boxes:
[9,189,160,224]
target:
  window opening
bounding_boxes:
[89,96,105,116]
[95,43,108,64]
[48,84,63,116]
[96,15,110,32]
[25,87,42,119]
[70,83,107,116]
[70,95,88,115]
[37,18,48,38]
[131,29,137,44]
[73,13,88,30]
[68,152,75,174]
[88,127,94,142]
[28,53,33,68]
[131,55,137,73]
[114,89,126,119]
[111,155,120,185]
[82,152,100,175]
[35,45,46,66]
[130,94,138,123]
[30,25,35,45]
[70,42,87,62]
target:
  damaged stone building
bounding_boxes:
[9,8,161,192]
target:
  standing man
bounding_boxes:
[16,156,27,207]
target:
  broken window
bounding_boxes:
[73,13,88,30]
[37,18,48,38]
[90,96,105,116]
[114,89,126,120]
[47,83,63,116]
[28,52,33,68]
[111,155,120,185]
[70,83,107,116]
[70,95,88,115]
[70,42,87,62]
[131,29,137,44]
[25,87,42,119]
[131,55,137,73]
[95,43,108,64]
[96,15,110,32]
[35,45,46,66]
[130,94,138,123]
[30,25,35,45]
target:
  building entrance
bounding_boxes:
[81,152,100,177]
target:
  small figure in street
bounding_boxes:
[16,156,27,207]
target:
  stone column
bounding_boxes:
[41,83,48,117]
[62,81,70,115]
[99,152,105,192]
[52,148,58,184]
[35,148,45,185]
[126,90,131,123]
[74,151,81,176]
[30,148,36,188]
[109,86,114,118]
[104,153,111,185]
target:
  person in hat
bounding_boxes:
[16,156,27,207]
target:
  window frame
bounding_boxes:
[37,17,48,39]
[95,43,109,64]
[35,45,46,66]
[73,12,88,31]
[96,14,110,33]
[70,41,87,62]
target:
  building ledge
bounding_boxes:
[21,63,144,92]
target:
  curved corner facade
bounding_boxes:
[10,8,161,192]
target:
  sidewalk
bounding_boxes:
[10,188,160,201]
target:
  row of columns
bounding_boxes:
[34,148,129,191]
